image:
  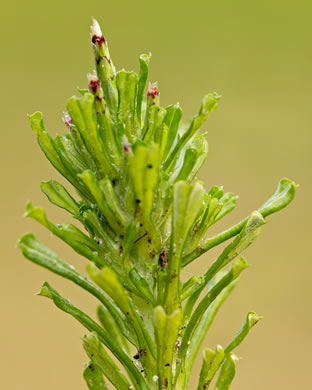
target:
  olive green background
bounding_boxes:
[1,0,311,388]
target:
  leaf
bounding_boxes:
[53,134,88,176]
[258,178,297,217]
[197,345,225,389]
[18,234,137,346]
[99,177,130,227]
[97,305,131,355]
[79,170,123,234]
[122,221,139,260]
[162,104,183,160]
[184,276,238,388]
[116,70,139,141]
[163,93,220,171]
[38,282,147,390]
[136,53,152,126]
[153,306,183,389]
[130,144,160,236]
[183,178,296,266]
[83,332,131,390]
[87,263,156,360]
[164,181,205,313]
[24,202,107,268]
[29,112,87,196]
[129,267,155,304]
[197,348,216,390]
[181,276,205,301]
[215,192,237,222]
[215,354,238,390]
[67,94,114,177]
[184,211,262,313]
[224,312,263,355]
[83,361,109,390]
[40,179,79,215]
[29,112,67,177]
[176,257,248,380]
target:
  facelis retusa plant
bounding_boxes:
[18,19,296,390]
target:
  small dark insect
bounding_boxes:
[159,251,169,269]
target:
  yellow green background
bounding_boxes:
[1,0,311,388]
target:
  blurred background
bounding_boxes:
[1,0,311,388]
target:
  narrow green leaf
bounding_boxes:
[29,112,88,196]
[116,70,139,141]
[197,348,216,390]
[163,93,220,171]
[142,105,167,143]
[258,178,297,217]
[224,312,263,355]
[87,263,156,360]
[181,276,205,301]
[129,267,155,304]
[215,192,237,222]
[83,361,109,390]
[183,178,296,267]
[53,134,88,176]
[29,112,67,177]
[200,345,225,389]
[184,275,238,388]
[162,104,183,160]
[83,332,131,390]
[97,305,131,355]
[18,234,137,346]
[176,258,248,380]
[122,221,139,260]
[24,202,107,268]
[214,354,238,390]
[153,306,183,390]
[136,53,152,126]
[40,179,79,215]
[130,144,160,238]
[67,94,115,177]
[164,181,205,313]
[79,170,123,234]
[38,282,147,390]
[99,177,129,228]
[75,207,120,263]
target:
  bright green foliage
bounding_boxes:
[18,19,296,390]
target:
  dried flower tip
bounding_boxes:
[91,19,106,45]
[87,74,101,94]
[147,82,159,98]
[62,112,73,129]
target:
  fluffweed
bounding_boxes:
[18,19,296,390]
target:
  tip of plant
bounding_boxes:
[91,18,105,45]
[24,200,33,217]
[87,73,101,94]
[62,112,73,129]
[147,82,159,98]
[247,311,263,327]
[91,18,102,36]
[37,282,52,298]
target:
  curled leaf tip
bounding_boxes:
[37,282,52,298]
[247,311,263,327]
